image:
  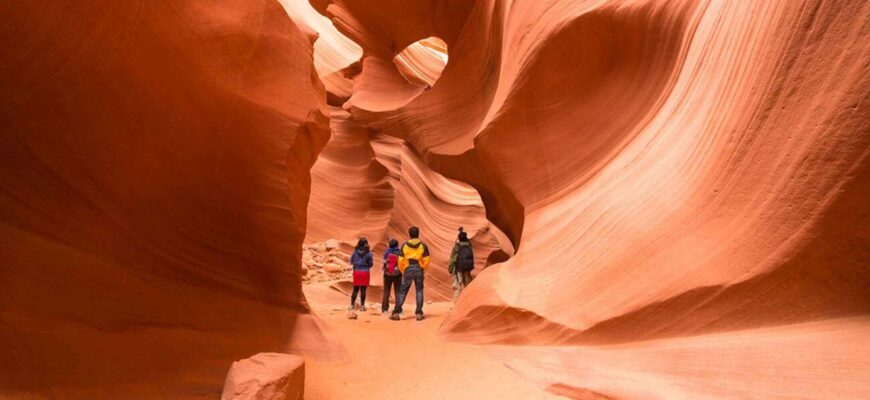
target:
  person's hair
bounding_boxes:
[458,231,468,242]
[408,226,420,239]
[356,237,369,250]
[389,239,399,248]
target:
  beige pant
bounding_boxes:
[451,270,473,303]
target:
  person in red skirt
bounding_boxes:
[349,237,373,311]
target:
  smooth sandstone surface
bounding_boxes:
[280,0,362,104]
[3,0,869,399]
[295,0,502,298]
[1,1,329,398]
[303,108,505,299]
[309,0,870,397]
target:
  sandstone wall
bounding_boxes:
[0,1,329,397]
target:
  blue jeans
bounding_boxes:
[394,266,424,315]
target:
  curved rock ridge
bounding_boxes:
[279,0,362,104]
[312,0,870,397]
[298,2,505,297]
[446,0,870,344]
[305,107,394,244]
[304,120,505,298]
[0,1,330,397]
[372,134,507,299]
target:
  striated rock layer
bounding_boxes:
[314,0,870,397]
[280,0,362,104]
[304,107,393,244]
[0,1,329,398]
[372,134,507,299]
[303,110,505,299]
[294,0,504,297]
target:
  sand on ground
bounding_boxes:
[301,283,560,400]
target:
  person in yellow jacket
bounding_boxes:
[390,226,430,321]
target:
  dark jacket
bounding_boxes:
[350,248,373,271]
[449,240,474,274]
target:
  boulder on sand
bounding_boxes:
[324,239,340,250]
[221,353,304,400]
[323,263,343,273]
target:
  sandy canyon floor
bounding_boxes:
[302,282,561,400]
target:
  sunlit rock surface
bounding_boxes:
[3,0,868,398]
[310,0,870,398]
[280,0,362,104]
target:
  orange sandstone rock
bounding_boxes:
[221,353,305,400]
[310,0,870,397]
[0,0,329,397]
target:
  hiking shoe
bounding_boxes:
[389,313,401,321]
[347,305,354,311]
[360,305,367,312]
[415,314,425,321]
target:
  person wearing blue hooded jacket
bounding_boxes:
[349,237,373,311]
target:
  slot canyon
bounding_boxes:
[1,0,868,399]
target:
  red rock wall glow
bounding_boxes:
[1,1,329,397]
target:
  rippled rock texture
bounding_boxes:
[1,1,328,397]
[306,0,870,398]
[3,0,869,398]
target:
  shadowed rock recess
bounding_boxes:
[2,0,869,399]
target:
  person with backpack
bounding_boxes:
[349,237,373,311]
[449,228,475,303]
[381,239,402,314]
[391,226,430,321]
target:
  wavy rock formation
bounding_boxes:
[280,0,362,104]
[304,107,393,244]
[295,0,502,298]
[0,1,329,397]
[373,134,507,299]
[313,0,870,397]
[4,0,868,398]
[303,116,505,299]
[393,37,449,87]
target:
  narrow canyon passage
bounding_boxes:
[280,1,870,398]
[1,1,869,399]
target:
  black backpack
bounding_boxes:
[456,244,474,271]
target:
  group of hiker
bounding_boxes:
[348,226,475,321]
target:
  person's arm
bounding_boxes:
[421,243,431,270]
[448,243,458,274]
[398,244,408,273]
[366,252,373,269]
